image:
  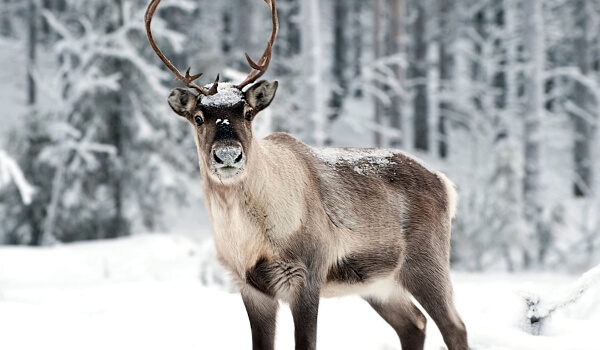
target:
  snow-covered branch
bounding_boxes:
[0,150,35,205]
[544,67,600,101]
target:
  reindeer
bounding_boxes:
[145,0,468,349]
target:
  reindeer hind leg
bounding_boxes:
[400,256,468,350]
[365,291,427,350]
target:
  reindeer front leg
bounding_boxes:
[245,258,321,350]
[290,276,321,350]
[241,287,279,350]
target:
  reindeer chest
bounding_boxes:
[207,195,277,279]
[203,158,308,281]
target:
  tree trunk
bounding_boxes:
[426,1,440,156]
[374,0,384,147]
[389,0,404,148]
[501,0,523,270]
[27,0,37,106]
[41,0,51,40]
[573,0,593,198]
[328,0,348,123]
[234,0,257,71]
[221,7,232,55]
[572,0,597,265]
[0,0,12,37]
[412,3,428,151]
[274,0,301,72]
[42,154,71,245]
[287,0,301,56]
[107,0,126,239]
[301,0,325,146]
[438,0,449,158]
[25,0,39,245]
[522,0,545,268]
[107,94,125,239]
[352,0,363,98]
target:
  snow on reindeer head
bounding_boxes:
[144,0,279,183]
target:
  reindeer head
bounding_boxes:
[167,82,277,181]
[145,0,279,182]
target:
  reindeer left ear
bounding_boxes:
[245,80,278,113]
[168,88,197,118]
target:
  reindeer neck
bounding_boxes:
[203,138,308,237]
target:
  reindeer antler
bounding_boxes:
[144,0,218,96]
[145,0,277,94]
[236,0,279,90]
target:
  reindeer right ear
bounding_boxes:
[167,88,197,118]
[245,81,278,113]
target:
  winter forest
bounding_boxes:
[1,0,600,349]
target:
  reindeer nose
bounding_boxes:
[213,146,243,166]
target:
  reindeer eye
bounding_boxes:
[245,110,253,121]
[194,116,204,126]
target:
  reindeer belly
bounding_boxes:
[321,274,400,301]
[321,247,403,301]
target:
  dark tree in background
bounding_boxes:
[411,2,428,152]
[573,0,594,199]
[328,0,348,124]
[388,0,404,148]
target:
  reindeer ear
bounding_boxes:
[245,80,278,113]
[167,88,197,118]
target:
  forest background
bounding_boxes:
[1,0,599,274]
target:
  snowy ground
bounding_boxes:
[0,234,598,350]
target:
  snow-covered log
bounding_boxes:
[523,263,600,335]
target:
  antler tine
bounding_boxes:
[236,0,279,90]
[207,74,220,95]
[145,0,209,95]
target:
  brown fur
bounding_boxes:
[146,0,465,345]
[167,82,468,350]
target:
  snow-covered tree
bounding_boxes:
[5,0,200,244]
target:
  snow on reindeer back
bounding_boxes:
[199,83,244,107]
[312,147,435,175]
